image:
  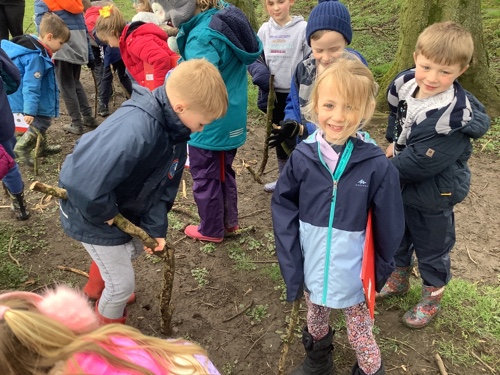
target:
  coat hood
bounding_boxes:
[179,4,262,65]
[1,35,50,61]
[268,15,305,29]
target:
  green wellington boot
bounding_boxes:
[13,130,37,166]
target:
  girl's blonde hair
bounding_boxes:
[0,298,212,375]
[94,4,127,41]
[304,56,378,144]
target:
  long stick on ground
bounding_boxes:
[247,75,275,183]
[278,299,301,375]
[29,181,158,250]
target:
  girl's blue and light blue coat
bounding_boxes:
[272,131,405,309]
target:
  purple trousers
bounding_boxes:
[189,146,238,238]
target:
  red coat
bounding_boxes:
[120,23,178,89]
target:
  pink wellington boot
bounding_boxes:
[184,225,223,243]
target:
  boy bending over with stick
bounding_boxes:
[58,58,228,325]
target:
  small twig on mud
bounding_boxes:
[266,361,278,375]
[239,209,267,219]
[185,287,201,293]
[245,164,263,184]
[7,235,20,267]
[465,245,478,265]
[434,353,448,375]
[56,265,89,278]
[222,300,254,323]
[471,351,497,374]
[182,179,187,198]
[249,260,278,263]
[0,205,11,208]
[172,234,187,246]
[171,206,199,220]
[481,139,491,152]
[224,226,256,238]
[244,324,273,359]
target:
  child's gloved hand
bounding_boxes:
[267,120,301,148]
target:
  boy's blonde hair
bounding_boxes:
[94,4,127,40]
[0,298,212,375]
[167,58,228,120]
[304,57,377,144]
[415,21,473,69]
[39,13,71,43]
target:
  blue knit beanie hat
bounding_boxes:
[306,0,352,46]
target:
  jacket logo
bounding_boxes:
[168,159,179,179]
[425,148,435,158]
[34,71,42,79]
[356,179,368,188]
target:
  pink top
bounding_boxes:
[68,336,221,374]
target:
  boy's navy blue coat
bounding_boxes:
[59,83,191,246]
[272,132,405,308]
[247,53,270,112]
[0,47,20,142]
[386,69,490,211]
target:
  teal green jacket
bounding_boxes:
[176,3,262,150]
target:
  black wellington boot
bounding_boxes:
[291,326,334,375]
[350,362,385,375]
[3,183,30,220]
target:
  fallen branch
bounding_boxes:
[434,353,448,375]
[29,181,158,250]
[278,300,301,375]
[7,235,20,267]
[472,351,497,374]
[222,300,254,323]
[56,265,89,278]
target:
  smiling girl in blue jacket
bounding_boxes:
[272,58,404,375]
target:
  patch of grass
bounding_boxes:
[191,267,209,287]
[228,246,257,271]
[246,304,270,324]
[380,278,500,368]
[167,211,185,231]
[0,222,50,289]
[200,242,217,254]
[474,117,500,156]
[261,263,282,283]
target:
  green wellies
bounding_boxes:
[14,128,61,167]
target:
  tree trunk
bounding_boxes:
[377,0,500,117]
[228,0,258,31]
